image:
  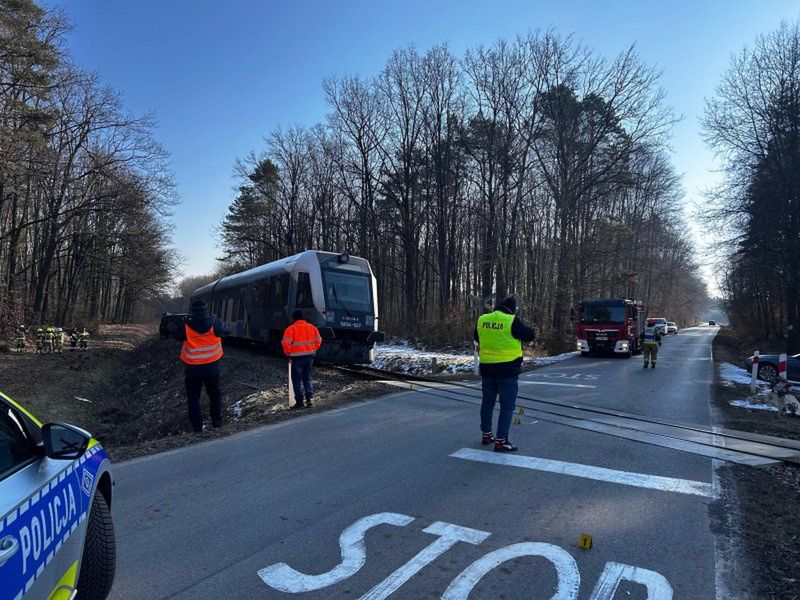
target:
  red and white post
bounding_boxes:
[288,359,296,408]
[779,353,788,381]
[751,351,759,393]
[473,341,479,376]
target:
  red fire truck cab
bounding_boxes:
[575,298,646,357]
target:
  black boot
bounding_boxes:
[494,438,518,453]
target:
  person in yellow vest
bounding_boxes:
[45,326,55,353]
[642,318,662,369]
[15,325,27,353]
[474,296,535,452]
[54,327,64,353]
[78,327,90,350]
[35,326,44,354]
[174,300,231,432]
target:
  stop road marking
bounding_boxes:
[257,512,673,598]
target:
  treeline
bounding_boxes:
[704,20,800,353]
[218,33,708,344]
[0,0,175,334]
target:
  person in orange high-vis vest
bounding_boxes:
[175,300,231,432]
[283,310,323,408]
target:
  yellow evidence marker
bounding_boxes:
[513,417,521,425]
[517,407,525,415]
[578,534,593,550]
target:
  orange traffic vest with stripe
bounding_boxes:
[282,320,322,357]
[180,324,223,365]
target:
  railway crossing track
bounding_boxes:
[330,364,800,468]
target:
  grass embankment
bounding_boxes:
[709,326,800,600]
[1,325,391,460]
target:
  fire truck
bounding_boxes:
[574,298,646,357]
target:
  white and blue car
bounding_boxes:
[0,392,115,600]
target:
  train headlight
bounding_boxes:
[338,254,350,263]
[325,311,335,322]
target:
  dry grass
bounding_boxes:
[1,325,392,461]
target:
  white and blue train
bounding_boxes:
[192,250,385,364]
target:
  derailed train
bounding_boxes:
[192,250,385,363]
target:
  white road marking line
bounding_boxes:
[258,512,414,593]
[519,381,597,389]
[358,522,490,600]
[450,448,714,498]
[442,542,580,600]
[588,562,672,599]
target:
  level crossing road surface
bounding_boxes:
[109,326,721,599]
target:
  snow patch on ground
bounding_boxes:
[373,342,474,375]
[730,400,780,412]
[231,400,243,419]
[719,362,767,387]
[373,342,579,375]
[527,351,581,366]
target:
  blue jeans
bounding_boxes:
[291,356,315,405]
[481,376,518,439]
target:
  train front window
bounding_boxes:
[296,272,314,308]
[581,305,625,325]
[322,270,372,313]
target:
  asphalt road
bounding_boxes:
[109,326,720,599]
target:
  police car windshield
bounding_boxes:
[322,270,372,313]
[581,305,625,325]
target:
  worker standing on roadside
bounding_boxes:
[642,318,662,369]
[70,328,79,350]
[474,296,535,452]
[175,300,231,432]
[54,328,64,353]
[282,310,322,409]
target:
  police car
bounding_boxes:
[0,392,115,600]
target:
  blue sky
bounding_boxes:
[53,1,799,293]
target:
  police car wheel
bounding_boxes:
[76,492,116,600]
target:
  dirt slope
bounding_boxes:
[1,325,391,460]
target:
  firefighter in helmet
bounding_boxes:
[35,326,44,354]
[45,326,55,353]
[79,327,90,350]
[643,318,662,369]
[15,325,27,353]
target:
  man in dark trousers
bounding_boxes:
[174,300,231,432]
[282,310,322,409]
[474,296,535,452]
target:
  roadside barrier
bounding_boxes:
[779,353,788,381]
[751,351,759,393]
